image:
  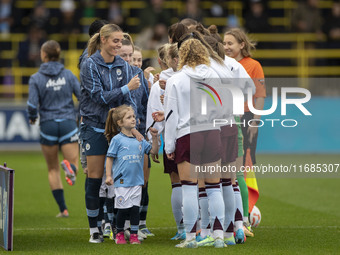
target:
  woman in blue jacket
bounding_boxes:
[79,23,142,243]
[27,40,80,218]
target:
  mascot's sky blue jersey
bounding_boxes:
[80,50,137,129]
[107,132,151,187]
[27,61,80,123]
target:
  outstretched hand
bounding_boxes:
[153,73,160,83]
[149,127,158,137]
[144,67,155,80]
[152,111,165,122]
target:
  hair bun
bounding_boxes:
[208,25,218,34]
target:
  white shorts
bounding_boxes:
[99,177,115,198]
[114,186,142,209]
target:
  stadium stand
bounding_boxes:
[1,0,340,100]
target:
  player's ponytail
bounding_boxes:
[208,24,223,43]
[178,31,224,65]
[203,35,225,59]
[168,22,189,44]
[88,33,101,56]
[157,44,169,69]
[195,23,210,36]
[105,108,116,143]
[122,33,135,52]
[167,43,178,61]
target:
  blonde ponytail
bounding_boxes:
[88,33,101,56]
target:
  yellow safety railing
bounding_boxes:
[1,32,339,100]
[12,0,334,31]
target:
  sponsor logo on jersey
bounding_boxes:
[46,77,66,91]
[122,154,143,161]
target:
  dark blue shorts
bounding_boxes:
[40,119,79,146]
[80,123,108,156]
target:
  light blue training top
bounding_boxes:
[27,61,80,123]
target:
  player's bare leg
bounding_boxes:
[41,144,68,217]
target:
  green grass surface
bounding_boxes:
[0,152,339,254]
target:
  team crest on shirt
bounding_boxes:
[117,196,124,205]
[139,144,142,151]
[116,68,122,81]
[86,143,91,150]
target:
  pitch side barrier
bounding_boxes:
[0,102,43,151]
[0,163,14,251]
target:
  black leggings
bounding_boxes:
[116,206,140,234]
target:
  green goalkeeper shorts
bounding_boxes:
[235,115,244,158]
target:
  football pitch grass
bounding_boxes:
[1,152,339,254]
